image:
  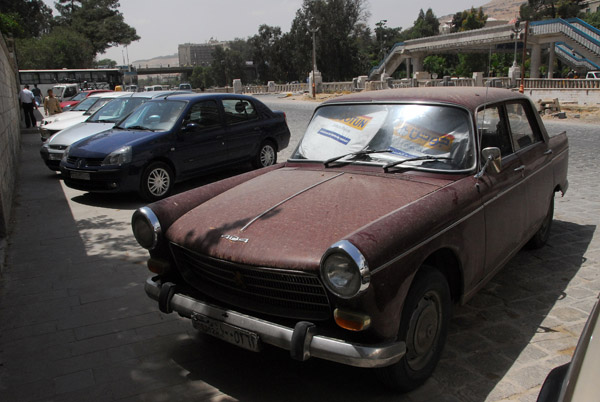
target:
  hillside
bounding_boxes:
[439,0,525,23]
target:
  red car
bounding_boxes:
[132,87,569,391]
[59,89,112,110]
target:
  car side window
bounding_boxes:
[222,99,257,125]
[506,102,542,151]
[186,100,221,129]
[477,105,513,157]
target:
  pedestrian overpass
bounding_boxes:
[369,18,600,80]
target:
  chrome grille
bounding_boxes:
[171,243,331,320]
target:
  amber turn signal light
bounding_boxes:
[147,258,170,275]
[334,308,371,331]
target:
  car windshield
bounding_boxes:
[83,97,117,116]
[72,97,99,111]
[291,103,475,171]
[116,100,186,132]
[87,97,147,123]
[69,92,89,102]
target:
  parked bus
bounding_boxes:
[18,68,123,101]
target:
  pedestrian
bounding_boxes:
[19,84,37,128]
[43,88,63,116]
[31,84,42,106]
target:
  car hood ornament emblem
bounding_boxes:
[221,234,249,243]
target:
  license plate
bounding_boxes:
[192,312,261,352]
[70,171,90,180]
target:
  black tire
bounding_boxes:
[140,161,174,202]
[253,141,277,168]
[376,266,451,391]
[527,194,554,249]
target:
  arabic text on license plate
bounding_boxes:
[71,171,90,180]
[192,313,261,352]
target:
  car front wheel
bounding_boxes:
[140,161,174,202]
[376,266,451,391]
[253,141,277,168]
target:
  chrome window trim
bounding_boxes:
[132,206,162,250]
[321,240,371,298]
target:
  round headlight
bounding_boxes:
[320,241,370,299]
[132,207,161,250]
[322,253,361,298]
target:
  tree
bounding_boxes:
[0,0,53,38]
[16,26,94,69]
[94,58,117,68]
[451,7,487,33]
[407,8,440,39]
[248,25,284,82]
[54,0,140,54]
[520,0,584,20]
[582,9,600,29]
[287,0,370,82]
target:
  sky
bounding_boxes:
[42,0,488,63]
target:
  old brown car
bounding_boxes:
[132,87,569,391]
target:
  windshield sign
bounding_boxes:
[117,100,186,132]
[292,104,474,171]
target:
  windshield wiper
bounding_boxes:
[383,156,452,172]
[323,148,392,167]
[126,125,155,132]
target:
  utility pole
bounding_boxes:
[309,26,319,98]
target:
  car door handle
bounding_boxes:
[514,165,525,172]
[543,149,553,155]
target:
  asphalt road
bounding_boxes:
[0,98,598,402]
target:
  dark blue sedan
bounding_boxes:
[60,93,291,201]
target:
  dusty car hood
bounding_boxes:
[48,122,114,146]
[166,167,449,271]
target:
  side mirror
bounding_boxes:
[181,122,199,132]
[475,147,502,179]
[482,147,502,173]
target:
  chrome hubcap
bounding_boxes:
[406,291,442,371]
[260,145,275,166]
[147,167,170,196]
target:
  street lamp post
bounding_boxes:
[509,20,523,88]
[377,20,388,80]
[309,26,319,98]
[511,21,522,69]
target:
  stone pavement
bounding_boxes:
[0,122,598,402]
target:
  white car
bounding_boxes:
[40,91,186,170]
[585,71,600,79]
[39,92,132,141]
[537,295,600,402]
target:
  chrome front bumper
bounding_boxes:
[145,277,406,368]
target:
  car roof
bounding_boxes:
[148,93,259,102]
[88,91,133,98]
[130,90,193,99]
[321,87,530,112]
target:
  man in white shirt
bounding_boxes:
[19,85,37,128]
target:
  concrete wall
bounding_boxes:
[0,33,21,238]
[524,88,600,105]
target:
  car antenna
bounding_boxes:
[474,45,493,190]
